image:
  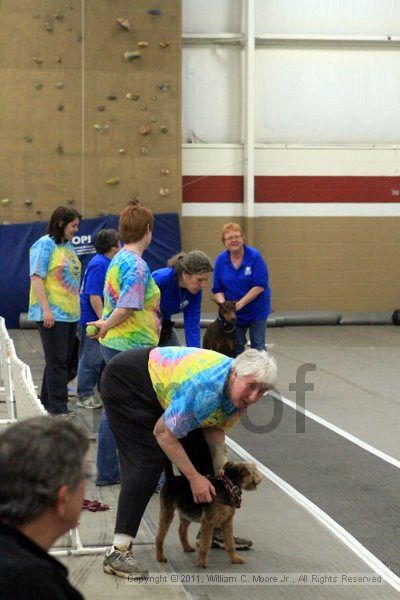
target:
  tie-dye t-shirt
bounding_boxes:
[28,235,81,322]
[100,248,161,351]
[148,347,240,438]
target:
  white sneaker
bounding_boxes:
[76,395,102,409]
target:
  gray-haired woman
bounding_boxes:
[152,250,213,347]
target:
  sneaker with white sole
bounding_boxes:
[76,395,102,409]
[196,525,253,550]
[103,542,148,579]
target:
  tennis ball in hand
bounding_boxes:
[86,325,98,337]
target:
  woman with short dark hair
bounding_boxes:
[28,206,82,416]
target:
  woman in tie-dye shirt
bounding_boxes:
[100,346,277,577]
[87,201,161,485]
[28,206,81,416]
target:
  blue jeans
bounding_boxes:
[234,319,267,356]
[96,345,121,484]
[76,326,105,398]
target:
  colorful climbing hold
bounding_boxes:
[94,124,110,133]
[137,41,149,48]
[159,41,170,49]
[160,168,170,176]
[159,188,170,196]
[44,22,53,32]
[139,125,150,136]
[106,177,120,185]
[34,82,43,90]
[157,83,170,92]
[160,125,168,133]
[147,9,162,16]
[55,82,64,89]
[97,105,106,112]
[117,17,132,31]
[33,57,43,65]
[107,94,117,101]
[126,93,140,101]
[1,199,11,205]
[124,51,141,61]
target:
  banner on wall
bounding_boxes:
[0,213,181,329]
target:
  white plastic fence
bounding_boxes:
[0,316,46,422]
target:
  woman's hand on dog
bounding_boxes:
[189,473,216,503]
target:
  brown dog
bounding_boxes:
[202,300,237,357]
[155,461,261,568]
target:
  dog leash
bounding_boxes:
[216,314,236,334]
[212,474,242,508]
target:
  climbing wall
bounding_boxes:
[0,1,181,223]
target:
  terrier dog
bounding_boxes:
[156,461,261,568]
[202,300,237,357]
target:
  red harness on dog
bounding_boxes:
[213,473,242,508]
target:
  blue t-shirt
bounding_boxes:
[212,245,271,324]
[79,253,111,326]
[152,267,202,347]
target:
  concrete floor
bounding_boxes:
[1,325,400,599]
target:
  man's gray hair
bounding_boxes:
[232,349,277,388]
[0,417,89,526]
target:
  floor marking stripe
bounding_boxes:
[271,391,400,470]
[226,437,400,593]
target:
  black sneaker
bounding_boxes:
[196,526,253,550]
[103,542,148,579]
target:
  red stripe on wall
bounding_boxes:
[182,176,400,203]
[182,176,243,203]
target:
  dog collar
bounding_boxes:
[214,473,242,508]
[216,314,236,334]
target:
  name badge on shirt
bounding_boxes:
[244,266,252,276]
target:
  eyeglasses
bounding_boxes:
[224,234,242,242]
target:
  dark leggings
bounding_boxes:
[101,348,214,537]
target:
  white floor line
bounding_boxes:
[226,437,400,593]
[271,390,400,470]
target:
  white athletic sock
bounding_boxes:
[111,533,135,550]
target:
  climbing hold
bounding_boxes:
[137,41,149,48]
[33,57,43,66]
[160,168,170,176]
[1,199,11,205]
[97,105,106,112]
[44,22,53,32]
[32,13,41,19]
[150,116,157,123]
[126,93,140,101]
[94,124,109,133]
[25,198,33,206]
[118,148,126,154]
[107,94,117,101]
[160,125,168,133]
[57,104,64,111]
[150,96,158,101]
[124,51,141,61]
[147,9,162,16]
[55,82,64,89]
[106,177,120,185]
[35,210,42,216]
[24,136,33,143]
[34,82,43,90]
[159,42,170,49]
[56,57,62,63]
[56,146,64,154]
[116,17,131,31]
[157,83,170,92]
[77,34,83,42]
[140,147,149,155]
[67,199,75,205]
[159,188,170,196]
[54,13,64,21]
[139,125,150,136]
[140,105,148,111]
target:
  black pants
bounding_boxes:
[101,347,214,538]
[37,321,77,415]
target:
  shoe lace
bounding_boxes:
[120,548,139,566]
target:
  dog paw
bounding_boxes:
[183,544,195,553]
[156,553,168,563]
[196,560,208,568]
[231,554,245,564]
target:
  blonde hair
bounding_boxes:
[221,223,244,244]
